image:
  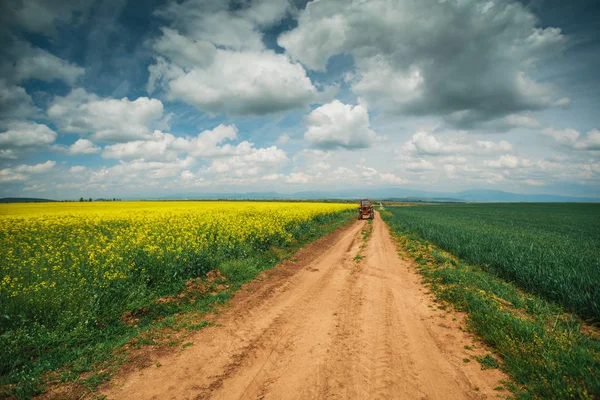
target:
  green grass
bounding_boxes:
[382,207,600,399]
[383,203,600,322]
[0,210,355,398]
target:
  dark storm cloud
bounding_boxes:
[521,0,600,113]
[0,0,94,37]
[279,0,569,127]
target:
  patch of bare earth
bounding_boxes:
[97,213,508,399]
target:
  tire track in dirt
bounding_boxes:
[101,213,508,400]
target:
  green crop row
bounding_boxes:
[383,203,600,322]
[381,209,600,399]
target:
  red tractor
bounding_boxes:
[357,198,374,220]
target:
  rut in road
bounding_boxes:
[102,213,507,400]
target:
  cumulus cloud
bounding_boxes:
[152,28,217,69]
[0,169,26,183]
[69,139,101,155]
[286,172,312,184]
[379,172,410,185]
[304,100,376,150]
[0,160,56,183]
[1,39,84,85]
[48,89,167,142]
[542,127,600,151]
[156,48,325,115]
[486,155,533,169]
[148,0,328,116]
[102,132,178,161]
[0,122,56,148]
[0,80,37,119]
[542,127,580,145]
[155,0,290,52]
[404,159,436,172]
[280,0,566,125]
[99,124,288,181]
[0,122,56,160]
[277,134,291,145]
[14,160,56,174]
[102,125,245,161]
[400,130,513,156]
[205,146,288,177]
[0,0,93,37]
[575,130,600,151]
[88,157,197,189]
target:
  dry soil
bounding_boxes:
[101,212,507,399]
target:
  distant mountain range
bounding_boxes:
[2,189,599,203]
[159,188,600,203]
[0,197,56,203]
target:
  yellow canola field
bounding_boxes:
[0,201,354,301]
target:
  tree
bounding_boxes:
[79,197,84,202]
[88,198,92,202]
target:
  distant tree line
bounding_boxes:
[79,197,122,202]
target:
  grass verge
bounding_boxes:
[381,210,600,399]
[380,203,600,322]
[353,219,373,263]
[1,210,355,399]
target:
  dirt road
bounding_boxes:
[102,213,506,399]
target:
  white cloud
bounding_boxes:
[286,172,312,184]
[0,0,93,37]
[523,178,545,186]
[0,122,56,161]
[177,124,239,157]
[155,0,290,52]
[0,122,56,148]
[89,157,196,187]
[542,127,580,145]
[103,131,178,161]
[14,160,56,174]
[278,14,348,71]
[486,155,533,169]
[277,134,290,145]
[0,169,26,183]
[554,97,571,108]
[405,159,435,172]
[0,160,56,182]
[379,172,409,185]
[165,49,323,115]
[205,146,288,177]
[99,124,288,182]
[280,0,565,125]
[440,156,468,165]
[48,89,166,142]
[149,0,328,116]
[180,170,194,181]
[574,129,600,151]
[152,28,217,69]
[400,130,513,156]
[542,127,600,151]
[102,125,242,161]
[1,40,84,85]
[489,114,541,130]
[359,165,378,178]
[69,139,101,155]
[69,166,87,173]
[0,79,36,119]
[145,0,324,116]
[304,100,376,150]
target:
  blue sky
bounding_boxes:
[0,0,598,199]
